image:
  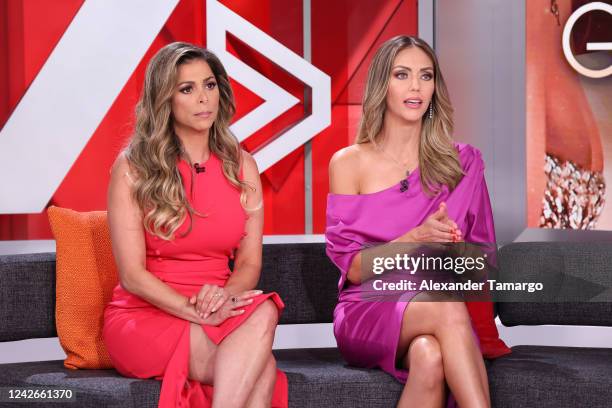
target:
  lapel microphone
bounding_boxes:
[194,163,206,174]
[400,171,410,192]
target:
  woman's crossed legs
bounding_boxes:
[396,297,490,408]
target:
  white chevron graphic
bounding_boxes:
[206,0,331,172]
[0,0,331,214]
[0,0,179,214]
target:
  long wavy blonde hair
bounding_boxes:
[124,42,247,240]
[356,35,463,194]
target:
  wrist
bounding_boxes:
[405,227,419,243]
[181,296,199,319]
[222,285,239,296]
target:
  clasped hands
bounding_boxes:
[189,285,263,326]
[412,202,487,260]
[403,202,463,243]
[404,202,489,281]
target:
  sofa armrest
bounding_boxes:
[0,253,57,341]
[497,242,612,326]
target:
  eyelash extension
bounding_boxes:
[178,83,215,92]
[394,71,433,78]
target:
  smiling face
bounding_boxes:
[385,46,435,124]
[171,59,220,135]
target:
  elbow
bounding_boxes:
[118,271,140,295]
[346,269,361,285]
[119,277,135,294]
[233,261,261,280]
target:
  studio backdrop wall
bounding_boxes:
[0,0,418,239]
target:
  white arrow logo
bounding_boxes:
[0,0,179,214]
[0,0,331,214]
[206,0,331,172]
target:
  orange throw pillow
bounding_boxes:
[47,206,117,369]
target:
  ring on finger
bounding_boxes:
[212,292,222,298]
[231,296,238,303]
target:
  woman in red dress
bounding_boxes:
[103,42,287,408]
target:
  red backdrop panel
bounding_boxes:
[0,0,417,239]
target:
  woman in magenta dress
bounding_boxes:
[326,36,510,407]
[103,42,287,407]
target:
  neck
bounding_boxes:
[378,114,422,163]
[174,126,210,163]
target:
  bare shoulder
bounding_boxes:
[329,144,366,194]
[109,151,138,185]
[111,151,129,172]
[108,152,142,218]
[240,149,260,180]
[240,149,263,211]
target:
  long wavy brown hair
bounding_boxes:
[124,42,247,240]
[356,35,463,194]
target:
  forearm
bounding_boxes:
[122,269,202,324]
[347,232,420,284]
[224,263,261,295]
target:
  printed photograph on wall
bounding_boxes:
[526,0,612,230]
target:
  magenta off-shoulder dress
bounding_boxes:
[326,143,509,405]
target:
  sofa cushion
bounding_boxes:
[0,349,402,408]
[3,346,612,407]
[275,348,402,407]
[497,242,612,326]
[258,244,340,324]
[0,242,340,339]
[488,345,612,408]
[0,360,159,408]
[0,252,56,341]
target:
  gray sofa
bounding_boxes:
[1,242,611,407]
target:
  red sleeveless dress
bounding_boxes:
[103,153,287,407]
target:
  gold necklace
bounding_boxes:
[376,144,416,177]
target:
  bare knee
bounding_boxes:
[399,300,471,343]
[406,335,444,389]
[245,299,278,336]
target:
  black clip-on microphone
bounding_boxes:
[194,163,206,173]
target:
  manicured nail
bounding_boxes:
[203,313,208,319]
[255,290,263,294]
